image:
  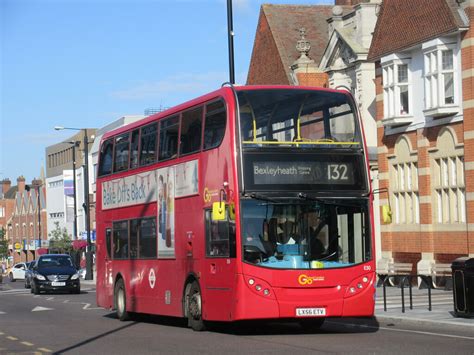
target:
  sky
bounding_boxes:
[1,0,332,183]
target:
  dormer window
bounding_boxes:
[423,40,459,117]
[381,56,413,127]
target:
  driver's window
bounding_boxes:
[205,210,235,258]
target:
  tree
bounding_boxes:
[48,222,72,253]
[0,227,8,259]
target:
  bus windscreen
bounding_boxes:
[237,89,361,148]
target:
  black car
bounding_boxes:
[31,254,81,294]
[24,261,36,289]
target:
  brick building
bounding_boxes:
[368,0,474,275]
[0,179,15,233]
[246,3,335,86]
[7,176,47,264]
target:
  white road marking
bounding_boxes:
[31,306,54,312]
[0,311,5,315]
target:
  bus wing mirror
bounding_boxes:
[212,202,226,221]
[382,205,392,224]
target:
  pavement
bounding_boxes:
[374,284,474,329]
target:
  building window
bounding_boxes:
[383,60,412,120]
[389,137,419,224]
[423,40,459,117]
[430,128,465,224]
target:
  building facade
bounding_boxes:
[368,0,474,275]
[7,177,47,264]
[45,130,96,241]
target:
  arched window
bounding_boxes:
[430,128,465,223]
[389,136,419,224]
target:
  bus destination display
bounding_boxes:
[253,161,354,185]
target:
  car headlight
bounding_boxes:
[36,274,46,281]
[71,273,80,280]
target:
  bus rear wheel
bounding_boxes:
[114,279,130,321]
[187,281,206,331]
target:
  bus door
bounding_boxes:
[97,225,114,308]
[203,208,237,320]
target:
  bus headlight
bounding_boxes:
[344,273,374,298]
[244,275,275,299]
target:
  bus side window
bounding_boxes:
[113,221,129,260]
[113,132,130,173]
[105,228,112,259]
[139,217,157,259]
[129,129,140,169]
[130,220,139,259]
[159,115,179,161]
[98,139,114,176]
[180,106,203,155]
[205,209,235,258]
[204,100,226,150]
[140,123,158,166]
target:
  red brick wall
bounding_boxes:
[393,252,421,274]
[296,72,328,87]
[246,10,290,85]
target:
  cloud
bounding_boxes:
[110,71,228,100]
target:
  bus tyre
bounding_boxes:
[114,279,130,321]
[187,281,206,331]
[299,318,325,331]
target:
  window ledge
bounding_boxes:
[423,106,459,118]
[381,115,414,128]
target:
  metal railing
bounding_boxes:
[379,274,433,313]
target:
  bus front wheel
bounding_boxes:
[114,279,130,321]
[187,281,206,331]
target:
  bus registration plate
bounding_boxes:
[296,308,326,317]
[51,282,66,287]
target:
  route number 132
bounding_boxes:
[328,164,349,181]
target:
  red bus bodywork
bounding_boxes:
[96,85,376,327]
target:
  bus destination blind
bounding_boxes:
[252,161,354,185]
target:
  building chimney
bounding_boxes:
[1,179,11,195]
[31,179,42,189]
[17,176,26,193]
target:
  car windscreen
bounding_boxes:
[38,256,74,268]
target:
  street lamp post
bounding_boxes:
[55,126,93,280]
[227,0,235,84]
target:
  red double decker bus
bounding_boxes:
[96,85,375,330]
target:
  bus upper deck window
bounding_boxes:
[129,129,140,169]
[159,115,179,161]
[204,100,226,150]
[114,132,130,173]
[180,107,203,155]
[140,123,158,166]
[98,139,114,176]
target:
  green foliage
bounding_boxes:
[0,228,7,259]
[48,222,72,253]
